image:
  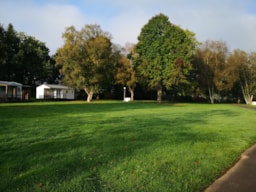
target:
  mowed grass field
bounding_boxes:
[1,101,256,192]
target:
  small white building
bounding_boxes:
[36,83,75,100]
[0,80,22,101]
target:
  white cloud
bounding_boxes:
[0,1,86,54]
[147,0,256,52]
[1,0,256,54]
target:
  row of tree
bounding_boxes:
[55,14,197,103]
[1,13,256,103]
[55,13,256,104]
[194,41,256,104]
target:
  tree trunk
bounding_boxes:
[157,88,162,103]
[128,86,134,101]
[84,87,94,102]
[208,81,214,104]
[208,88,214,104]
[240,81,253,104]
[87,92,93,102]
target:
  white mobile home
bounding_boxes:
[36,84,75,100]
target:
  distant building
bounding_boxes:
[0,81,31,102]
[252,95,256,105]
[0,81,22,101]
[36,83,75,100]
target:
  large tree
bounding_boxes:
[244,52,256,104]
[0,24,20,81]
[0,23,53,86]
[194,40,229,103]
[227,50,256,104]
[55,25,115,102]
[134,13,196,102]
[16,33,52,85]
[0,25,6,79]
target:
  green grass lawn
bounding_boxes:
[1,101,256,192]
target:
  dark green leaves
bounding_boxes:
[134,13,196,102]
[0,24,52,85]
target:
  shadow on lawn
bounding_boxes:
[0,102,159,119]
[0,103,240,191]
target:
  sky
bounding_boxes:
[1,0,256,55]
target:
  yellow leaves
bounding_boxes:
[114,55,137,86]
[55,25,114,92]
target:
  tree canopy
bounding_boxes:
[134,13,196,102]
[194,41,230,103]
[0,23,54,86]
[226,50,256,104]
[55,25,115,102]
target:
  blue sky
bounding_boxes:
[1,0,256,54]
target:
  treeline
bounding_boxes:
[0,24,58,88]
[194,41,256,104]
[1,13,256,103]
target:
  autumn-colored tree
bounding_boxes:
[227,50,256,104]
[244,52,256,104]
[114,43,137,101]
[55,25,115,102]
[194,40,229,103]
[134,13,196,102]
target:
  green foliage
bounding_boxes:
[0,24,20,80]
[0,23,53,85]
[16,34,53,85]
[135,13,196,102]
[55,25,115,102]
[1,102,256,191]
